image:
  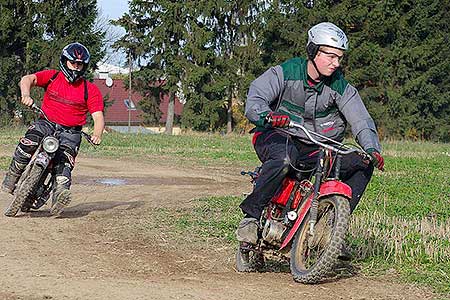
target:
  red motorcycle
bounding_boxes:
[236,122,371,283]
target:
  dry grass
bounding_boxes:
[350,211,450,264]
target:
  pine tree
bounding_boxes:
[0,0,104,126]
[181,0,266,133]
[114,0,192,134]
[0,0,36,125]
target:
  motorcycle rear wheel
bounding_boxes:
[290,195,350,283]
[4,164,44,217]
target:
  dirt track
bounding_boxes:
[0,155,440,300]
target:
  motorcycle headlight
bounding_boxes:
[42,136,59,153]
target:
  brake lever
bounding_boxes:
[81,131,97,146]
[31,103,43,114]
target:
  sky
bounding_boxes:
[97,0,129,66]
[97,0,129,21]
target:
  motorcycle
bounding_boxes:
[236,122,372,283]
[4,104,95,217]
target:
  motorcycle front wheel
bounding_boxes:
[4,164,44,217]
[235,245,265,272]
[290,195,350,284]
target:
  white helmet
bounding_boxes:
[306,22,348,59]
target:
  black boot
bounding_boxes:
[1,161,26,195]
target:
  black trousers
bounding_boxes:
[12,119,82,186]
[239,129,374,219]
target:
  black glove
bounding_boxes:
[265,111,290,128]
[367,148,385,171]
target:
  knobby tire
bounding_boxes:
[4,164,44,217]
[290,195,350,283]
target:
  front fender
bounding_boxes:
[319,180,352,199]
[35,151,51,169]
[279,180,352,250]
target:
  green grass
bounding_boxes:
[348,141,450,294]
[172,196,243,243]
[89,131,257,164]
[0,127,258,170]
[1,128,449,295]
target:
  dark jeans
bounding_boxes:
[239,129,374,219]
[11,119,82,187]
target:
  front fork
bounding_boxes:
[308,150,342,239]
[308,150,324,237]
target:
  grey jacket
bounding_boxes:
[245,57,381,152]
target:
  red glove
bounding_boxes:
[367,149,384,171]
[265,112,290,128]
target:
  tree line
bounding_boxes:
[1,0,449,141]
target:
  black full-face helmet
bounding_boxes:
[59,42,90,83]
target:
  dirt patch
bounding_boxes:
[0,155,441,300]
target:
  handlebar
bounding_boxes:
[288,121,369,158]
[31,103,49,122]
[31,103,97,146]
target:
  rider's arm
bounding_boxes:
[336,84,382,152]
[19,74,37,107]
[90,111,105,145]
[86,83,105,145]
[245,66,285,127]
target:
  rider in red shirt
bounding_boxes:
[36,69,103,127]
[1,42,105,215]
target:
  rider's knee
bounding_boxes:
[281,158,291,175]
[14,134,41,163]
[54,146,77,178]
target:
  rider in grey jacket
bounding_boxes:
[236,22,384,246]
[245,58,381,152]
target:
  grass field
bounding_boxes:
[1,127,449,295]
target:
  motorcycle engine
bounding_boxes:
[261,219,287,245]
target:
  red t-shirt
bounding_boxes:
[35,70,104,127]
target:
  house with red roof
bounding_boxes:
[93,78,184,126]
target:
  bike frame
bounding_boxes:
[279,179,352,250]
[275,122,368,251]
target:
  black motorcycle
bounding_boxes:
[4,104,94,217]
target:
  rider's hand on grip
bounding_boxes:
[81,132,98,146]
[90,135,102,145]
[21,95,34,107]
[265,111,290,128]
[367,148,384,171]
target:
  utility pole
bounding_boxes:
[128,48,132,133]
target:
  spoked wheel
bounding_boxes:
[4,164,44,217]
[236,244,265,272]
[290,195,350,283]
